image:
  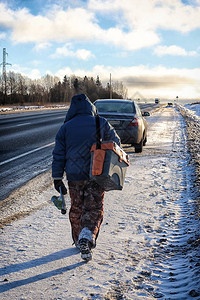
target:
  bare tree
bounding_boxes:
[0,71,127,105]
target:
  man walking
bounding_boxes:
[52,94,120,261]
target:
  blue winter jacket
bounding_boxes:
[52,94,121,181]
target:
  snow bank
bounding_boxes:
[184,102,200,118]
[177,103,200,122]
[0,105,68,113]
[176,103,200,196]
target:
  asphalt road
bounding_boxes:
[139,102,160,111]
[0,109,67,200]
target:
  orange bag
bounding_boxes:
[91,149,106,175]
[90,116,129,191]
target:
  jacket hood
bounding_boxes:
[65,94,97,122]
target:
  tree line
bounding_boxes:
[0,72,128,105]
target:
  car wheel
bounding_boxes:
[143,135,147,146]
[135,139,143,153]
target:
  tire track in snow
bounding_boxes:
[147,109,200,299]
[103,108,200,299]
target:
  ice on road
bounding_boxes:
[1,107,200,299]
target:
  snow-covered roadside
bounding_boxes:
[184,102,200,118]
[177,103,200,198]
[0,104,69,114]
[1,107,200,299]
[0,172,54,228]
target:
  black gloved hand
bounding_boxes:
[54,180,67,195]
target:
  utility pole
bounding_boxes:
[0,48,12,104]
[110,73,112,99]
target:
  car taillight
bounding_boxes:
[128,118,139,126]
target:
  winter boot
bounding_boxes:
[79,238,92,261]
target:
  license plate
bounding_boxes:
[110,120,120,126]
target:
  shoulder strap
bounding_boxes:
[95,115,101,149]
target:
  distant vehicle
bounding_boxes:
[155,98,160,104]
[94,99,149,153]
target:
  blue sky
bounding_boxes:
[0,0,200,100]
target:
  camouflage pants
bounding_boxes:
[68,180,105,246]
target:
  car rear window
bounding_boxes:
[95,101,135,114]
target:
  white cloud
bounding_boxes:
[89,0,200,32]
[154,45,198,56]
[51,44,94,60]
[76,49,94,60]
[102,27,160,50]
[55,64,200,99]
[1,1,200,50]
[34,42,52,52]
[28,69,42,79]
[11,63,41,79]
[0,3,16,27]
[1,0,200,100]
[4,5,102,44]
